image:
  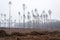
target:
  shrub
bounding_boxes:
[49,31,60,35]
[0,30,7,37]
[11,32,26,36]
[49,38,60,40]
[17,38,21,40]
[29,31,40,35]
[39,31,49,35]
[57,34,60,37]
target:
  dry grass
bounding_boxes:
[0,28,60,40]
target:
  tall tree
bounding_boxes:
[34,8,39,27]
[40,10,45,29]
[14,19,16,27]
[27,11,30,28]
[23,14,26,28]
[9,1,12,29]
[45,14,48,22]
[43,10,45,23]
[48,10,53,29]
[27,11,30,20]
[32,10,37,28]
[10,16,12,27]
[45,14,48,29]
[0,13,3,27]
[18,12,20,27]
[32,10,34,28]
[4,14,6,27]
[48,9,52,19]
[22,4,26,28]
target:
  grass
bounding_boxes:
[0,28,60,40]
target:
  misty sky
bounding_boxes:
[0,0,60,22]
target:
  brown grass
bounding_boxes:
[0,28,60,40]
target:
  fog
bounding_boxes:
[0,0,60,22]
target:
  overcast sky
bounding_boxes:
[0,0,60,22]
